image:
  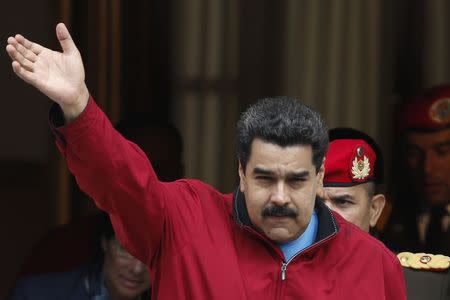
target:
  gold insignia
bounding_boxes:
[429,98,450,124]
[419,255,432,264]
[356,146,364,157]
[397,252,450,271]
[351,155,370,180]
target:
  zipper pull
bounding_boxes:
[281,262,287,281]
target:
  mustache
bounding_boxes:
[262,205,298,218]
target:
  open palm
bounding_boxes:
[6,23,88,118]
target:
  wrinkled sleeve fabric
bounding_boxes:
[51,97,202,266]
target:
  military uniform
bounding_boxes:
[385,84,450,256]
[323,128,450,299]
[398,252,450,300]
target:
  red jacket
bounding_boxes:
[53,97,406,299]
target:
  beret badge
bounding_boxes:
[429,97,450,124]
[351,146,371,181]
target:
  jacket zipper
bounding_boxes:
[236,201,339,282]
[281,262,287,280]
[279,232,337,281]
[240,224,337,281]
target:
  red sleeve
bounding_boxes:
[382,250,407,299]
[52,97,201,266]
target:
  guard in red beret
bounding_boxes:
[321,128,450,300]
[320,127,386,233]
[397,84,450,133]
[386,84,450,257]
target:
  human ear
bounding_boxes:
[369,194,386,228]
[238,162,246,193]
[316,159,325,185]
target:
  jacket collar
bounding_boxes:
[233,188,339,243]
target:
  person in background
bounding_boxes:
[320,127,450,300]
[319,127,386,233]
[386,84,450,256]
[17,118,183,278]
[9,119,182,298]
[9,212,151,300]
[6,23,406,299]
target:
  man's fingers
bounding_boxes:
[55,23,77,54]
[5,44,16,60]
[15,34,44,55]
[16,57,34,72]
[7,36,17,46]
[15,41,38,62]
[6,44,35,72]
[7,37,38,64]
[12,61,35,85]
[6,44,21,63]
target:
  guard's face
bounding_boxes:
[102,238,150,299]
[239,138,324,243]
[404,129,450,206]
[321,184,372,232]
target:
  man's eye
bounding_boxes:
[435,145,450,156]
[287,177,306,186]
[335,199,352,206]
[290,177,306,182]
[256,176,272,181]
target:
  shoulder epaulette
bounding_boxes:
[397,252,450,271]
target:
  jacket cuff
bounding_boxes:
[49,96,99,155]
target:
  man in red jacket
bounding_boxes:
[6,23,406,299]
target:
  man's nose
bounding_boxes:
[423,150,438,175]
[130,259,147,274]
[270,182,290,205]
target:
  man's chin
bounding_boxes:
[117,285,147,299]
[265,216,293,224]
[264,227,297,244]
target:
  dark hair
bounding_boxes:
[237,97,328,172]
[88,212,151,299]
[90,211,115,261]
[365,181,376,198]
[97,211,115,241]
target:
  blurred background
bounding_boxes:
[1,0,449,297]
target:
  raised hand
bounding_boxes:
[6,23,89,122]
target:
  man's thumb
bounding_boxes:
[56,23,77,54]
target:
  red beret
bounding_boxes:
[324,139,377,187]
[398,84,450,132]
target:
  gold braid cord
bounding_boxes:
[397,252,450,271]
